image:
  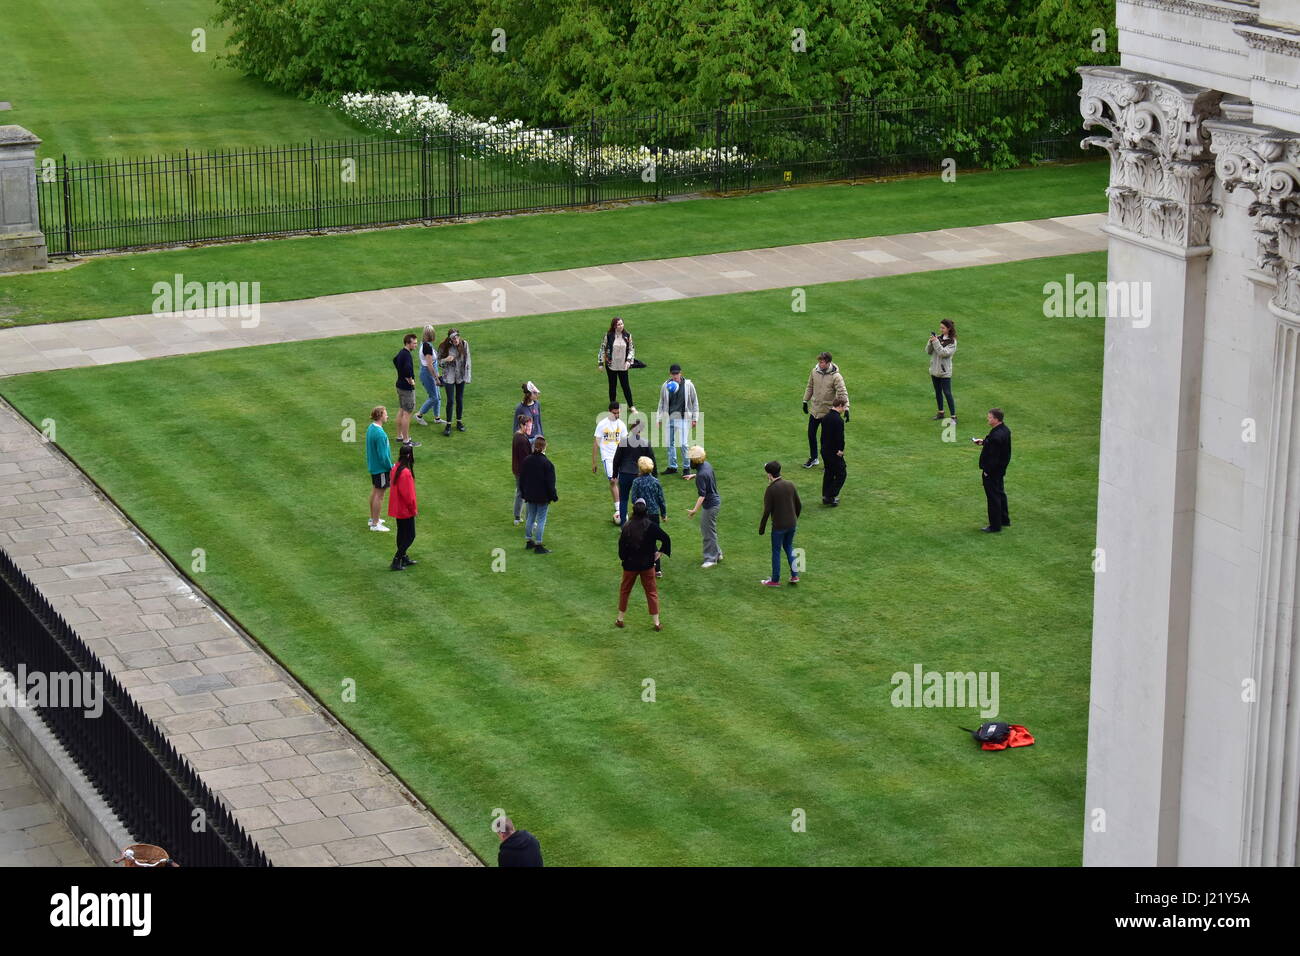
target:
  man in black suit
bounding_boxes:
[974,407,1012,532]
[821,398,848,505]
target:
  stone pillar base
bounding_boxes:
[0,230,49,272]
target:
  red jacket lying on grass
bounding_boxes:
[387,464,417,519]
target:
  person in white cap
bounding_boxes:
[513,381,543,438]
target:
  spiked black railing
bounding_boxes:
[0,546,270,867]
[36,83,1089,256]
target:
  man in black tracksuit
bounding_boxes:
[497,817,544,867]
[975,407,1012,532]
[820,398,847,505]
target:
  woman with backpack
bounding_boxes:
[598,316,637,412]
[616,499,670,631]
[926,319,958,422]
[387,444,418,571]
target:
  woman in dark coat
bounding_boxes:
[611,417,656,526]
[616,499,670,631]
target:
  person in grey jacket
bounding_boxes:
[926,319,958,422]
[437,329,472,435]
[656,363,700,476]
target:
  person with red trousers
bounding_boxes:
[388,444,419,570]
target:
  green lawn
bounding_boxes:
[0,161,1107,327]
[1,0,362,160]
[0,251,1103,865]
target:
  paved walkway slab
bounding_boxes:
[0,404,479,867]
[0,215,1105,378]
[0,727,96,867]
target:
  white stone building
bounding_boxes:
[1080,0,1300,865]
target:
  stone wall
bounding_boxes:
[1082,0,1300,866]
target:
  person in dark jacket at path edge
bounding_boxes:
[496,817,543,867]
[973,407,1012,532]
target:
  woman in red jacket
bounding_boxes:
[388,444,418,571]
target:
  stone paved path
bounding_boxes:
[0,214,1106,377]
[0,406,478,867]
[0,726,96,866]
[0,215,1105,865]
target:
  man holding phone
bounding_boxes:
[973,408,1012,532]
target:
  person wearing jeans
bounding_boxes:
[926,319,958,422]
[770,528,797,585]
[512,416,534,525]
[415,324,444,426]
[519,436,558,553]
[612,417,655,526]
[655,363,699,475]
[758,460,802,586]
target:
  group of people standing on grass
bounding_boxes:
[391,325,474,449]
[366,325,474,570]
[362,309,1014,614]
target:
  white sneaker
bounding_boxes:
[414,414,429,426]
[371,522,390,532]
[701,560,717,568]
[513,517,522,526]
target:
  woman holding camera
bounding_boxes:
[438,328,472,435]
[926,319,958,422]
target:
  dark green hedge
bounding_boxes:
[214,0,1117,126]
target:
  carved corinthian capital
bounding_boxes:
[1208,120,1300,315]
[1078,66,1224,248]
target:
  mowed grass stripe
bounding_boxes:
[2,252,1104,864]
[133,372,741,861]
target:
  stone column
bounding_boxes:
[1077,66,1222,865]
[1206,117,1300,865]
[0,126,48,272]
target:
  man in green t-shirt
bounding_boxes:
[366,406,394,532]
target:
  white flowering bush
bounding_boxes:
[338,92,746,180]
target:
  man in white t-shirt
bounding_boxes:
[592,402,628,524]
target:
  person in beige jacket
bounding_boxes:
[802,351,850,468]
[925,318,958,422]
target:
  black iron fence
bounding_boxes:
[37,84,1087,255]
[0,546,271,867]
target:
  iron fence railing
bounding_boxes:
[36,83,1089,255]
[0,545,271,867]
